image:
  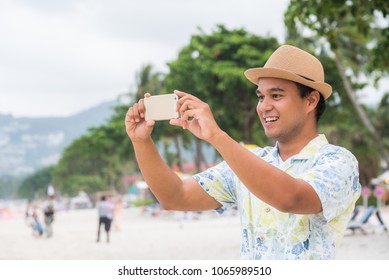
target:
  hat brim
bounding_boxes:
[244,67,332,100]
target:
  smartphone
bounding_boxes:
[144,94,179,121]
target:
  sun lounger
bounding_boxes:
[349,205,362,222]
[375,210,388,232]
[347,206,388,234]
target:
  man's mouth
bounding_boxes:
[264,117,279,123]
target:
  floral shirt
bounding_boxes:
[193,135,361,259]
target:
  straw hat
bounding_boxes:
[244,45,332,99]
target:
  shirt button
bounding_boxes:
[265,207,271,213]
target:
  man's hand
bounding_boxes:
[125,93,155,142]
[170,90,224,143]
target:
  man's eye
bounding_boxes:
[258,96,264,102]
[272,94,282,99]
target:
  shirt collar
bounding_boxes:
[268,134,328,162]
[294,134,328,160]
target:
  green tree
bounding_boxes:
[131,65,191,172]
[134,64,165,99]
[374,93,389,153]
[0,176,23,199]
[53,125,124,196]
[52,64,166,196]
[18,166,54,199]
[163,25,280,170]
[285,0,389,167]
[62,175,108,197]
[165,25,279,144]
[375,93,389,137]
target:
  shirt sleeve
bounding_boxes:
[295,147,361,224]
[193,161,237,213]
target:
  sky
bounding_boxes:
[0,0,386,118]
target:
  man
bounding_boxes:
[43,187,56,238]
[125,45,361,259]
[96,195,114,243]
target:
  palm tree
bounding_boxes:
[285,0,389,167]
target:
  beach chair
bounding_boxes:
[349,205,362,222]
[347,206,377,234]
[347,206,388,234]
[375,210,388,232]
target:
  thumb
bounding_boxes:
[144,120,155,133]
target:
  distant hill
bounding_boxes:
[0,100,118,176]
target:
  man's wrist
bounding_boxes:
[208,130,228,147]
[131,137,154,147]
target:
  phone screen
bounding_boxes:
[144,94,179,121]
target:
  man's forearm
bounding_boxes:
[132,138,183,209]
[208,132,321,214]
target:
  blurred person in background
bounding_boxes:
[96,195,114,243]
[113,197,123,232]
[43,189,56,238]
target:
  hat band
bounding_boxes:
[296,73,315,82]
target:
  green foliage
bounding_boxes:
[20,20,389,198]
[52,126,123,196]
[61,175,108,197]
[0,176,22,199]
[285,0,389,79]
[375,93,389,139]
[285,0,389,182]
[164,25,278,145]
[133,198,156,207]
[18,166,54,199]
[355,194,386,207]
[52,64,165,196]
[133,64,166,99]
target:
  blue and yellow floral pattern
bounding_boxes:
[193,135,361,259]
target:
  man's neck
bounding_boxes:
[277,132,318,161]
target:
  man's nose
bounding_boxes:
[258,98,273,112]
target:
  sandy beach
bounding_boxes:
[1,205,388,260]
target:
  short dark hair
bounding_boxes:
[295,82,326,123]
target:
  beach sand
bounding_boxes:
[1,206,388,260]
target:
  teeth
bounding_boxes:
[265,117,279,122]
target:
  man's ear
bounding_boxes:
[307,90,320,107]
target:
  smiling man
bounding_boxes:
[125,44,361,259]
